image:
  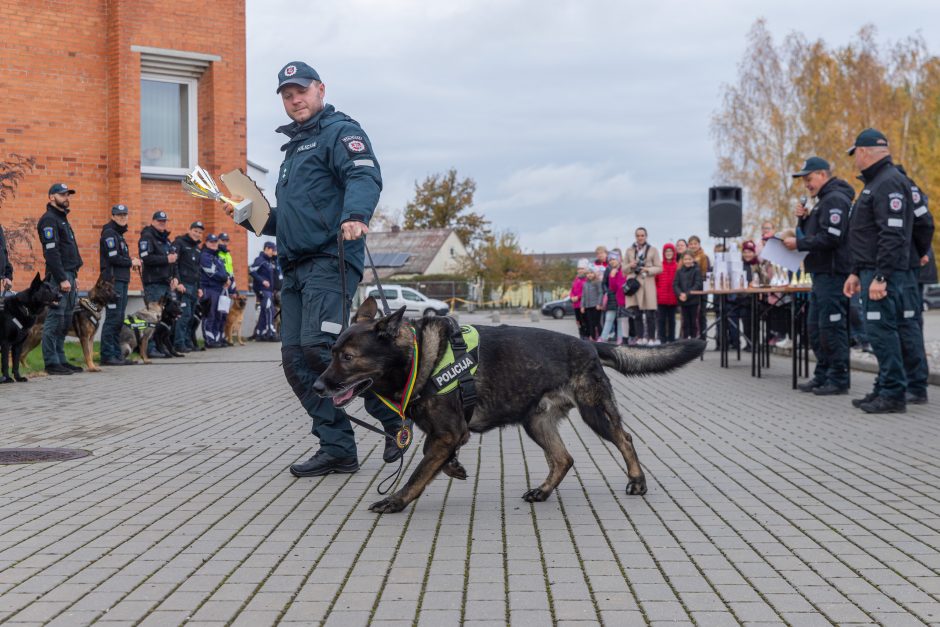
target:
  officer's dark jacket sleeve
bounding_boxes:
[331,124,382,224]
[911,187,934,258]
[38,214,67,283]
[872,177,912,277]
[238,206,277,236]
[0,226,12,280]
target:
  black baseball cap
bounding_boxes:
[791,156,831,178]
[263,241,277,250]
[152,211,168,221]
[190,220,205,230]
[111,204,129,215]
[206,233,219,242]
[48,183,76,195]
[276,61,320,93]
[847,128,888,155]
[219,232,230,241]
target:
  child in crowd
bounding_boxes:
[601,250,626,344]
[656,243,679,343]
[580,268,604,340]
[570,259,589,339]
[687,235,710,340]
[674,251,703,339]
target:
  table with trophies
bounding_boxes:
[692,258,816,390]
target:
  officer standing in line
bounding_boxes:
[139,211,179,357]
[172,221,205,353]
[842,129,915,414]
[225,61,406,476]
[217,232,236,345]
[199,234,229,348]
[38,183,83,375]
[99,204,141,366]
[784,157,855,395]
[250,241,278,341]
[0,223,12,293]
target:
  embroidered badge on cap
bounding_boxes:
[284,65,296,77]
[43,226,54,240]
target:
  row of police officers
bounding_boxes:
[785,128,935,413]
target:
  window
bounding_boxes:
[140,74,197,178]
[402,289,424,302]
[369,288,398,300]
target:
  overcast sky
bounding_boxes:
[244,0,937,254]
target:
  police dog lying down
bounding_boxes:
[314,297,705,514]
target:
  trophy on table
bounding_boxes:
[181,165,271,236]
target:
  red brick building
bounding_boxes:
[0,0,247,291]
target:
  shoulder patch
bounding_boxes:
[140,240,149,251]
[828,210,841,225]
[42,226,55,240]
[340,135,369,157]
[912,187,922,204]
[889,196,904,212]
[105,237,116,249]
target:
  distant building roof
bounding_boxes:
[527,251,596,265]
[366,228,457,278]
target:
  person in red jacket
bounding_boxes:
[656,242,679,343]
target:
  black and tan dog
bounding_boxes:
[315,297,705,513]
[1,274,61,382]
[21,275,115,372]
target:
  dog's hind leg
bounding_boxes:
[81,335,100,372]
[370,430,463,514]
[521,410,574,502]
[10,343,27,382]
[576,392,647,496]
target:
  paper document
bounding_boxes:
[220,169,271,236]
[759,237,807,272]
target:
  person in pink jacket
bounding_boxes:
[570,259,589,339]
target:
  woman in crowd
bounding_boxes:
[675,238,688,258]
[687,235,710,340]
[625,227,662,346]
[656,243,679,343]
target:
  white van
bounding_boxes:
[363,285,450,318]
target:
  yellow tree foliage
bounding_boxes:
[713,20,940,264]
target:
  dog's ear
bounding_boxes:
[30,273,43,291]
[355,296,378,322]
[374,305,407,339]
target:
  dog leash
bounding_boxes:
[336,231,411,494]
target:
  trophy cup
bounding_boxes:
[182,166,253,223]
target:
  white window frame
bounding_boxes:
[140,73,198,179]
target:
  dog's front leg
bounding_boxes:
[11,343,26,382]
[370,432,459,514]
[82,335,100,372]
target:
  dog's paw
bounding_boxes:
[626,476,647,496]
[442,457,468,480]
[522,487,551,502]
[369,497,407,513]
[89,366,101,373]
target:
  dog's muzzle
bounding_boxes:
[315,378,373,407]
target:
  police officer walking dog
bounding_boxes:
[842,129,916,414]
[226,61,405,476]
[38,183,83,375]
[99,204,140,366]
[785,157,855,395]
[173,221,205,353]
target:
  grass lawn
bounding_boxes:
[20,342,101,375]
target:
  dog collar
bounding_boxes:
[373,325,419,434]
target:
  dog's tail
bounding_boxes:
[594,339,706,376]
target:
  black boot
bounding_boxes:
[289,450,359,477]
[859,396,906,414]
[851,392,878,408]
[813,384,848,396]
[797,379,823,393]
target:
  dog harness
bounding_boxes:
[421,319,480,421]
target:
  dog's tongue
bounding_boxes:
[333,387,357,406]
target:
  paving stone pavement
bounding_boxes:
[0,313,938,626]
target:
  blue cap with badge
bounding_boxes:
[152,211,168,221]
[276,61,320,93]
[111,204,129,215]
[48,183,76,195]
[206,233,219,242]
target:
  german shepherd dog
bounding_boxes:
[152,297,184,357]
[119,297,165,364]
[223,293,248,346]
[20,275,116,372]
[315,297,705,513]
[1,274,61,382]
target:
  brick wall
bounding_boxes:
[0,0,247,291]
